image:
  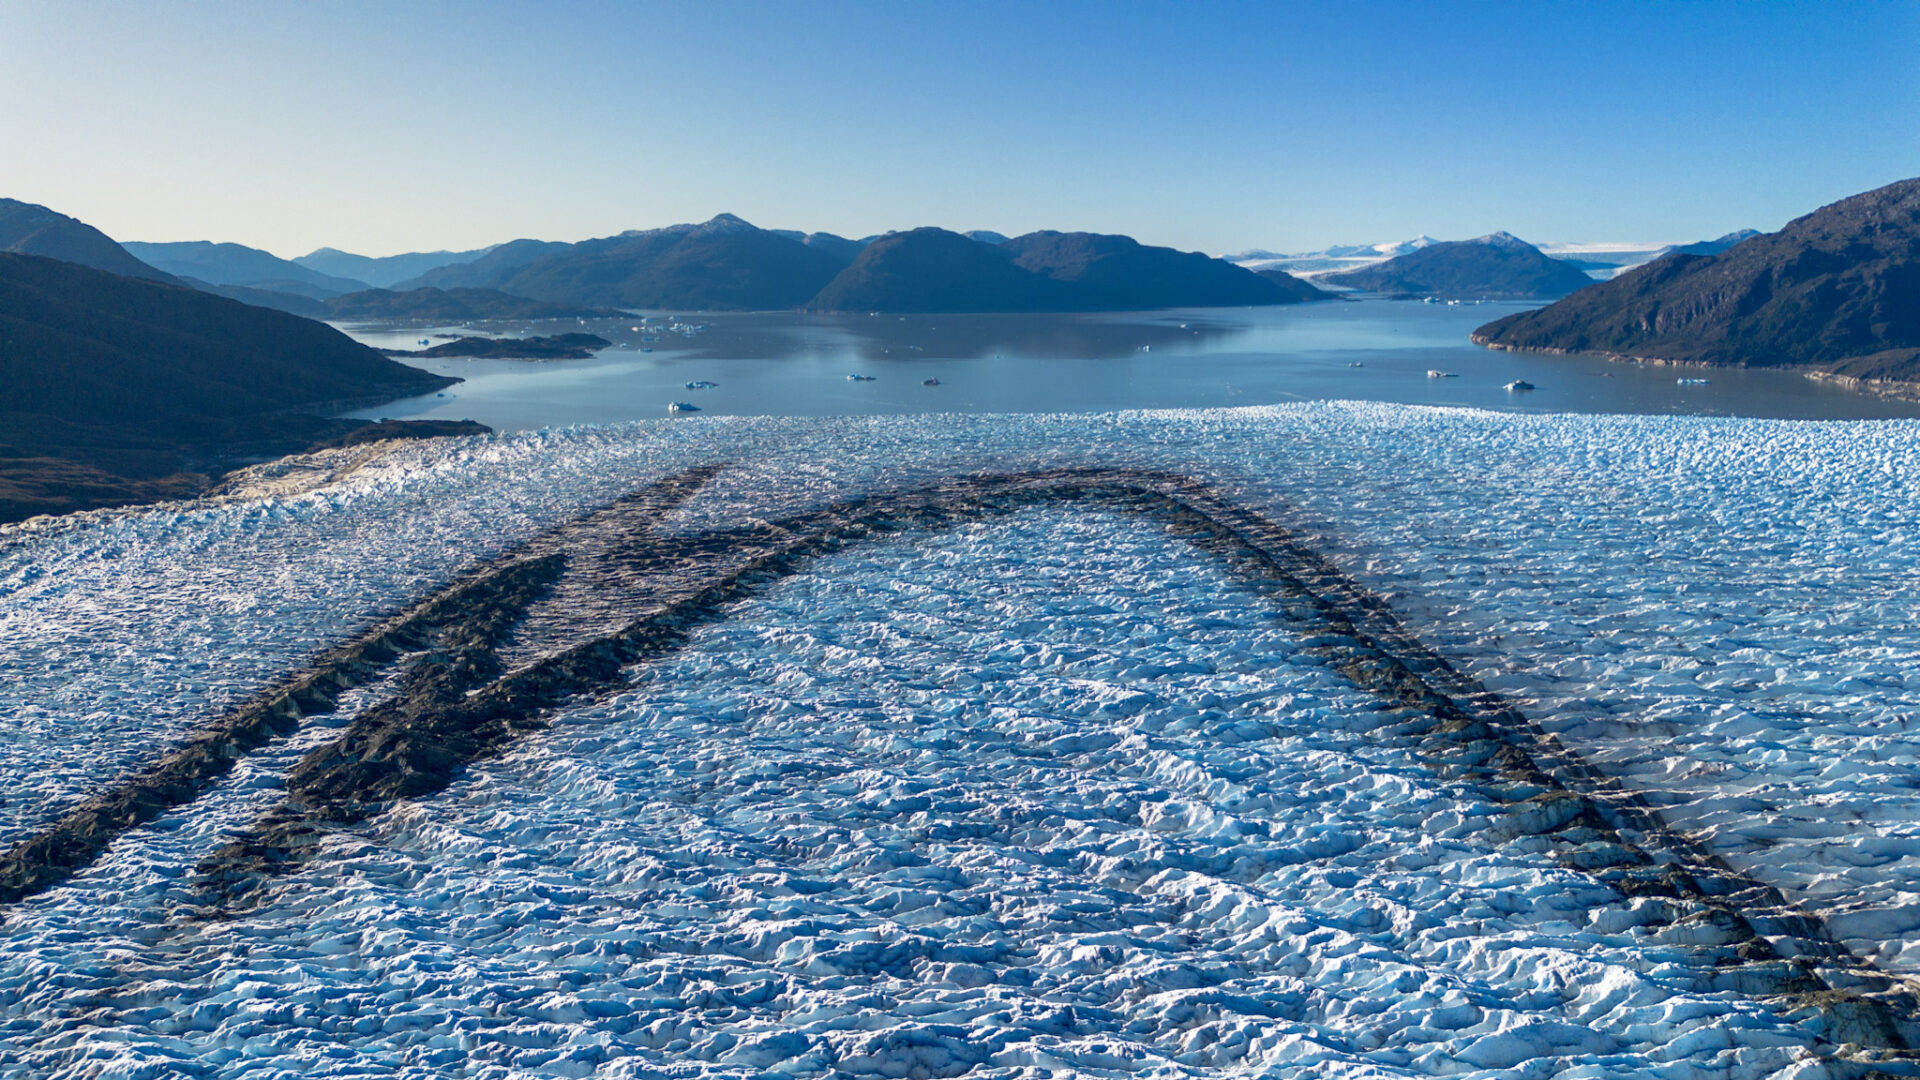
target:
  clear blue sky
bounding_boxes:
[2,0,1914,257]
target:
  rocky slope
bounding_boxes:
[1472,177,1920,382]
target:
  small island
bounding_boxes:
[381,333,613,360]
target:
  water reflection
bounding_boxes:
[338,301,1920,431]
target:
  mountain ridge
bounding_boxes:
[806,227,1328,313]
[397,215,1328,313]
[0,199,176,283]
[122,240,367,296]
[1471,176,1920,385]
[295,245,498,288]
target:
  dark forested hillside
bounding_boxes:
[0,252,466,520]
[1473,177,1920,382]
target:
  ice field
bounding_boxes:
[2,401,1919,1075]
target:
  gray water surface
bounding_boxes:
[340,300,1920,430]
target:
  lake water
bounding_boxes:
[338,300,1920,429]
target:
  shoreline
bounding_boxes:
[1471,335,1920,405]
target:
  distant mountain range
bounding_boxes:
[126,240,509,295]
[7,196,1333,321]
[809,226,1324,313]
[378,214,1323,313]
[122,240,367,297]
[0,250,468,521]
[392,238,576,291]
[408,213,852,310]
[1315,232,1600,300]
[1235,230,1762,285]
[1473,176,1920,384]
[295,245,495,289]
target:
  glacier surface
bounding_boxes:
[2,401,1918,1075]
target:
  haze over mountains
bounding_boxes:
[1474,176,1920,384]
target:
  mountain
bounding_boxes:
[1319,232,1599,300]
[0,199,175,282]
[429,215,853,311]
[296,246,495,289]
[1472,177,1920,384]
[1004,230,1319,309]
[808,228,1329,313]
[399,238,574,290]
[965,230,1011,245]
[809,228,1069,313]
[122,241,367,296]
[385,215,1331,313]
[0,251,464,521]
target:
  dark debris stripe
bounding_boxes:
[0,463,729,908]
[5,465,1916,1050]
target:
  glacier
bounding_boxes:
[2,401,1919,1076]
